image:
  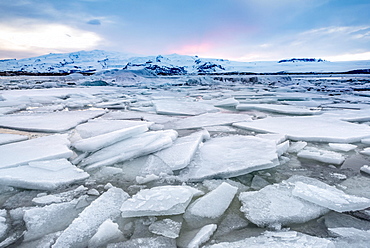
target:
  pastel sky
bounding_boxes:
[0,0,369,61]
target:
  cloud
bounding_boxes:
[0,21,102,58]
[87,19,101,25]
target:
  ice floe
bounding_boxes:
[297,147,345,165]
[0,110,105,132]
[153,99,218,116]
[234,116,370,143]
[0,158,89,190]
[53,187,129,248]
[181,135,279,181]
[236,103,320,115]
[121,185,201,218]
[0,134,72,169]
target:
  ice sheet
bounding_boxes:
[0,110,106,132]
[182,135,279,181]
[234,116,370,143]
[153,99,218,116]
[0,134,72,169]
[0,159,89,190]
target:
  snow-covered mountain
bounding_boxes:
[0,50,369,75]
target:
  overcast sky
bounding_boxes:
[0,0,369,61]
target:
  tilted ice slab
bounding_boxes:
[181,135,279,181]
[88,219,122,248]
[23,196,87,241]
[149,218,182,239]
[184,182,238,228]
[0,133,28,145]
[214,97,239,107]
[153,130,209,171]
[0,110,106,132]
[328,143,356,152]
[297,147,345,165]
[236,103,320,115]
[120,185,202,218]
[0,134,73,169]
[53,187,129,248]
[206,231,334,248]
[239,178,329,228]
[72,120,150,152]
[167,112,252,130]
[80,130,178,170]
[292,181,370,212]
[233,116,370,143]
[153,99,218,116]
[0,159,89,190]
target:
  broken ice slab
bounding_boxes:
[186,224,217,248]
[361,137,370,145]
[23,196,88,242]
[292,181,370,212]
[236,103,321,115]
[153,99,218,116]
[32,185,87,205]
[102,110,179,124]
[0,210,7,241]
[120,185,202,218]
[297,147,345,165]
[0,133,28,145]
[53,187,129,248]
[340,175,370,199]
[205,231,334,248]
[239,178,329,228]
[322,211,370,231]
[80,130,178,170]
[214,98,239,107]
[184,182,238,228]
[0,158,89,190]
[233,116,370,143]
[167,112,252,130]
[287,141,307,153]
[328,143,356,152]
[328,227,370,239]
[72,120,150,152]
[88,219,122,248]
[360,147,370,156]
[0,110,106,132]
[256,133,287,144]
[0,134,73,169]
[107,236,177,248]
[153,130,209,171]
[181,135,279,181]
[360,165,370,175]
[148,218,182,239]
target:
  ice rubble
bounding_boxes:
[0,110,106,132]
[121,185,201,217]
[53,187,129,248]
[206,231,334,248]
[0,133,28,145]
[184,182,238,228]
[0,134,72,169]
[181,135,279,181]
[72,120,150,152]
[233,116,370,143]
[0,159,89,190]
[80,130,178,170]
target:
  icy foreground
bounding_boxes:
[1,74,370,247]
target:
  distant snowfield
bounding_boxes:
[1,63,370,247]
[0,50,369,74]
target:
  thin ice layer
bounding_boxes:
[233,116,370,143]
[80,130,178,170]
[121,185,201,217]
[53,187,129,248]
[0,110,105,132]
[0,134,73,169]
[73,120,150,152]
[206,231,334,248]
[0,159,89,190]
[182,135,279,181]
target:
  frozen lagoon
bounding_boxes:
[0,74,370,247]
